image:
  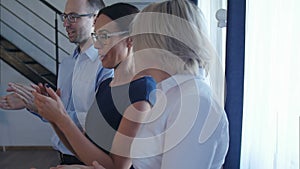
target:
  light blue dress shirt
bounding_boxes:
[34,45,113,155]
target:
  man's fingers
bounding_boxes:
[10,85,32,102]
[45,86,59,101]
[31,83,48,96]
[0,96,9,109]
[13,92,28,104]
[14,83,35,91]
[6,86,14,92]
[9,83,32,93]
[56,88,61,97]
[32,91,45,102]
[0,96,7,103]
[30,83,41,94]
[14,83,36,97]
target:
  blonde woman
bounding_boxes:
[129,0,229,168]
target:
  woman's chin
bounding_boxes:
[102,61,114,69]
[100,55,106,61]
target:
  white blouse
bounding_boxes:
[131,72,229,169]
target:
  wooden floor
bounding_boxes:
[0,147,60,169]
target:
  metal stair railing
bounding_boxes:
[40,0,63,75]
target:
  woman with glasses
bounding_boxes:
[33,3,156,169]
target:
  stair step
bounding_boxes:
[1,40,19,51]
[4,48,21,52]
[23,61,37,64]
[40,73,53,76]
[27,63,52,74]
[41,75,57,84]
[18,53,35,62]
[0,36,57,89]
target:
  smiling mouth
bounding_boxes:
[68,32,74,37]
[66,29,75,36]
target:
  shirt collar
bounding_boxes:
[157,68,206,92]
[75,45,98,62]
[157,74,194,92]
[77,45,99,62]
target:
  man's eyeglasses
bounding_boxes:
[60,13,94,23]
[91,30,129,45]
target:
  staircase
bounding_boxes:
[0,35,57,89]
[0,0,75,90]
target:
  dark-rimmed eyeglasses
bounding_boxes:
[60,13,94,23]
[91,30,129,45]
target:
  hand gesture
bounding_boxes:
[0,93,26,110]
[7,83,38,112]
[33,86,67,123]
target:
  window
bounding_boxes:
[198,0,227,69]
[241,0,300,168]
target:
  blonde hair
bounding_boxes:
[131,0,225,105]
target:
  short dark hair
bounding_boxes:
[87,0,105,14]
[97,3,139,31]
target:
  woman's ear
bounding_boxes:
[126,37,133,48]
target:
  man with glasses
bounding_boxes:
[0,0,113,165]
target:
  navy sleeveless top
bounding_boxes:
[85,76,156,154]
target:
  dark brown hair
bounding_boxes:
[97,3,139,31]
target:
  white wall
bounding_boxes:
[0,61,54,146]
